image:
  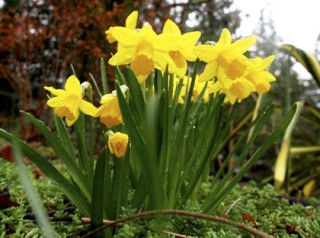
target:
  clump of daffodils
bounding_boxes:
[44,11,276,158]
[106,11,276,104]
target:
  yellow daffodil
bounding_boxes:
[193,75,213,103]
[210,78,256,104]
[108,23,177,83]
[106,11,138,43]
[160,20,201,78]
[209,56,276,104]
[245,55,276,94]
[44,75,97,126]
[195,28,276,104]
[108,132,129,158]
[95,93,123,128]
[194,28,257,85]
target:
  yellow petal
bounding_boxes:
[44,86,66,96]
[216,28,232,47]
[65,75,81,95]
[139,24,157,38]
[260,55,276,70]
[100,94,114,104]
[111,27,140,47]
[179,32,201,60]
[105,28,116,44]
[163,19,181,34]
[198,62,218,82]
[230,35,257,55]
[194,45,217,62]
[216,67,233,89]
[108,48,136,65]
[79,100,97,117]
[181,31,201,45]
[46,94,69,107]
[95,103,108,117]
[125,11,138,30]
[154,51,177,74]
[230,78,255,100]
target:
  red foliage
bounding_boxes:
[0,183,19,209]
[0,1,138,138]
[0,0,239,140]
[0,145,13,162]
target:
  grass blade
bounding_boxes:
[13,143,57,238]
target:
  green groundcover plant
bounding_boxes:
[0,11,296,237]
[2,159,320,237]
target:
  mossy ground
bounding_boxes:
[1,158,320,237]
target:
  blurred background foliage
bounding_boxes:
[0,0,240,139]
[0,0,319,196]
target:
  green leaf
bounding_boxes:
[91,147,107,227]
[203,102,297,213]
[20,111,91,200]
[179,95,224,206]
[115,81,168,210]
[202,103,275,212]
[0,129,90,216]
[13,143,57,238]
[74,113,90,176]
[166,61,199,207]
[125,67,146,120]
[100,58,108,94]
[89,73,102,98]
[115,65,126,86]
[281,44,320,87]
[274,101,304,190]
[53,114,75,159]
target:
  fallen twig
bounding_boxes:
[80,209,270,238]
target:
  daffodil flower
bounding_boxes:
[44,75,97,126]
[159,20,201,78]
[108,23,177,83]
[105,11,138,43]
[95,93,123,128]
[195,28,276,104]
[245,55,276,94]
[194,28,257,84]
[107,131,129,158]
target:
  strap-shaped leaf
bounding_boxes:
[100,58,108,94]
[0,129,90,216]
[274,101,303,191]
[115,81,168,210]
[20,111,91,200]
[13,143,57,238]
[91,147,107,227]
[53,114,75,159]
[203,102,297,213]
[281,44,320,87]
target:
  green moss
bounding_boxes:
[0,159,89,237]
[1,159,320,237]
